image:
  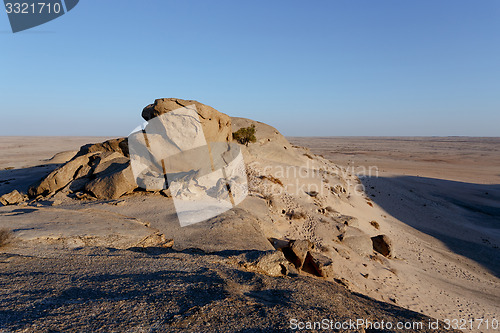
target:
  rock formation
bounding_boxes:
[371,234,393,257]
[0,190,25,206]
[28,144,136,199]
[28,98,234,201]
[22,97,397,301]
[142,98,232,143]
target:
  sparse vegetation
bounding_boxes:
[287,210,307,220]
[233,124,257,146]
[303,153,313,159]
[0,229,12,248]
[260,175,283,186]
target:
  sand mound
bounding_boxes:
[23,100,383,270]
[232,117,304,165]
[24,99,384,267]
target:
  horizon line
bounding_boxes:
[0,135,499,139]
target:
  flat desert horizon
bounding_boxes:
[0,131,498,332]
[3,135,499,183]
[288,136,500,184]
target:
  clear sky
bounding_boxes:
[1,0,499,136]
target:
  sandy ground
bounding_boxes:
[288,137,500,184]
[288,136,500,331]
[0,137,113,170]
[1,135,499,332]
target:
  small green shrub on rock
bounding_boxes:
[233,124,257,146]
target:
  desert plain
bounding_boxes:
[0,100,498,332]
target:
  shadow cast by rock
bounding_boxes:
[361,175,500,278]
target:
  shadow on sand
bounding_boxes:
[361,175,500,278]
[0,164,61,196]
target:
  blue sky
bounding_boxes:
[1,0,499,136]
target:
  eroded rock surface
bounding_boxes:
[0,190,25,206]
[142,98,232,143]
[27,99,235,201]
[372,234,393,257]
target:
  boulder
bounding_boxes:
[268,239,334,278]
[91,152,129,175]
[339,227,373,256]
[0,190,25,206]
[141,98,232,143]
[243,250,290,277]
[29,146,139,200]
[28,154,95,197]
[171,208,273,252]
[85,161,137,200]
[289,239,314,268]
[307,252,334,278]
[271,238,315,270]
[371,234,393,257]
[74,137,129,158]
